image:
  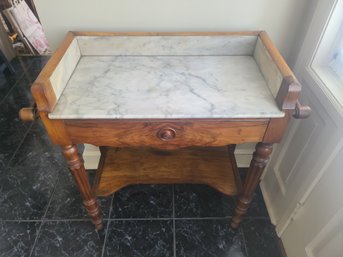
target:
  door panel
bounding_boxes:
[281,145,343,257]
[261,86,342,235]
[260,0,343,256]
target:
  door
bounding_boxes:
[260,0,343,256]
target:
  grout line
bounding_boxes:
[174,216,232,220]
[28,220,45,257]
[243,216,271,220]
[0,216,236,222]
[82,54,247,57]
[172,185,176,257]
[0,216,270,223]
[28,169,61,257]
[6,122,34,167]
[240,226,250,257]
[0,216,272,222]
[0,218,93,222]
[101,194,114,257]
[18,56,35,84]
[0,56,37,106]
[0,220,41,223]
[107,216,232,221]
[110,217,172,221]
[0,74,26,106]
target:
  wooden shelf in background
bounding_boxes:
[93,146,241,197]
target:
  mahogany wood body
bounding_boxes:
[62,145,102,229]
[94,146,241,197]
[26,31,310,230]
[231,143,273,228]
[64,119,269,149]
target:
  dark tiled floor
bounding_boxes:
[0,56,283,257]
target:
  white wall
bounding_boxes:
[35,0,310,65]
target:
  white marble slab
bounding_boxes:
[49,55,284,119]
[76,35,257,56]
[254,38,283,98]
[50,38,81,101]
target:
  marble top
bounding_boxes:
[49,55,284,119]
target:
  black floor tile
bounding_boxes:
[0,149,15,170]
[245,187,270,218]
[8,56,49,84]
[0,129,24,153]
[174,184,236,218]
[104,220,173,257]
[9,56,38,74]
[242,219,283,257]
[0,159,5,173]
[0,77,34,113]
[8,121,63,167]
[0,221,39,257]
[0,124,65,220]
[24,56,50,81]
[17,55,50,70]
[0,74,20,104]
[110,185,173,219]
[0,56,49,105]
[32,221,106,257]
[0,77,34,135]
[0,56,33,102]
[175,219,246,257]
[0,164,59,220]
[0,110,31,138]
[46,171,112,220]
[0,129,25,167]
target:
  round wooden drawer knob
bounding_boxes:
[19,107,37,122]
[157,127,176,141]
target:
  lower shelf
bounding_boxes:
[93,146,241,197]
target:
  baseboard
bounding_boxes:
[260,180,277,226]
[83,145,254,169]
[234,153,251,167]
[83,144,101,170]
[278,238,288,257]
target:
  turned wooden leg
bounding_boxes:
[231,142,273,228]
[62,145,103,230]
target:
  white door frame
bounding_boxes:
[261,0,343,237]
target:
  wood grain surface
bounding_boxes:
[65,119,269,149]
[94,146,240,197]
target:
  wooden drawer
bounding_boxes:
[64,119,269,149]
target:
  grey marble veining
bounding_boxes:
[76,35,257,56]
[175,219,245,257]
[49,55,284,119]
[0,221,39,257]
[0,56,286,257]
[45,171,113,220]
[110,185,173,219]
[104,220,174,257]
[174,184,236,218]
[32,221,106,257]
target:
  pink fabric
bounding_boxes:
[11,1,49,54]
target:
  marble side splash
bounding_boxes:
[76,35,258,56]
[49,38,81,101]
[254,38,283,98]
[49,55,284,119]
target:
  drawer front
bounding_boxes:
[65,120,268,149]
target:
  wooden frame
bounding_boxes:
[24,31,311,230]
